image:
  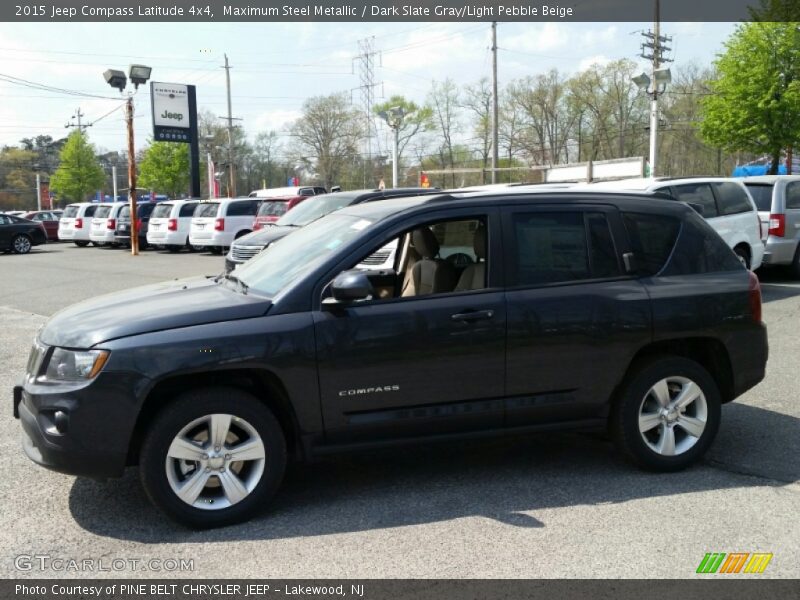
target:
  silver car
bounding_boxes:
[743,175,800,276]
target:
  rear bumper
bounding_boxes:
[89,232,116,243]
[762,236,799,266]
[147,230,185,246]
[190,232,232,247]
[728,323,768,400]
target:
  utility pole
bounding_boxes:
[490,22,499,184]
[65,108,90,133]
[639,0,672,177]
[222,54,238,197]
[112,165,118,202]
[125,97,139,256]
[36,173,42,211]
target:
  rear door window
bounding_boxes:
[94,206,111,219]
[510,212,590,285]
[786,182,800,209]
[63,206,79,218]
[179,202,198,217]
[622,212,680,276]
[152,204,173,218]
[744,183,774,211]
[228,200,260,216]
[84,205,97,217]
[672,183,718,218]
[195,203,219,218]
[712,182,753,215]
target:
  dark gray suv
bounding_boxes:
[14,191,768,528]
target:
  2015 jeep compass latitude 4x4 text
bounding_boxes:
[14,191,768,528]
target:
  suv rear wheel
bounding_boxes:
[139,388,287,528]
[610,356,721,471]
[733,245,751,270]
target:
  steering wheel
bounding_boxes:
[446,253,474,269]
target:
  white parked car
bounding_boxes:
[587,177,765,270]
[58,202,99,247]
[147,199,199,251]
[189,197,261,253]
[89,201,127,247]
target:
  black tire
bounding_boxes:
[139,388,287,528]
[790,244,800,280]
[210,246,223,255]
[74,241,89,247]
[734,245,751,270]
[167,245,182,253]
[11,234,32,254]
[610,356,721,472]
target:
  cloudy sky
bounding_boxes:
[0,21,736,155]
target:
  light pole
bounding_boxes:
[633,68,671,177]
[378,106,405,188]
[103,64,152,255]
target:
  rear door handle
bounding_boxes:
[451,309,495,322]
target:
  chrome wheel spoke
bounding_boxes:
[176,469,211,504]
[639,412,662,433]
[651,379,671,407]
[209,414,232,449]
[227,438,265,462]
[656,424,676,456]
[167,437,206,461]
[671,381,701,410]
[217,470,248,505]
[677,415,705,438]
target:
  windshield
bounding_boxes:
[235,213,374,297]
[257,201,288,217]
[744,183,774,211]
[94,206,111,218]
[195,202,220,218]
[152,203,173,218]
[276,192,361,227]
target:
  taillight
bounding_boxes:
[168,218,177,231]
[768,213,785,237]
[136,219,142,230]
[214,218,224,231]
[107,218,116,230]
[748,270,762,323]
[75,218,83,229]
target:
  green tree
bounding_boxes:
[373,95,434,168]
[50,131,105,203]
[138,141,190,198]
[700,22,800,174]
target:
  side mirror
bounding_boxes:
[322,269,374,309]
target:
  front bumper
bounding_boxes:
[13,371,145,479]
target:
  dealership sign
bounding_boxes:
[150,82,196,143]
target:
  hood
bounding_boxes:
[236,225,296,247]
[39,276,271,348]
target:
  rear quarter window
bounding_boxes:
[63,206,79,218]
[152,204,173,218]
[786,182,800,209]
[671,183,718,218]
[713,182,753,215]
[84,205,97,217]
[622,212,680,276]
[227,200,260,216]
[744,183,774,211]
[179,203,198,217]
[662,214,743,275]
[195,203,219,218]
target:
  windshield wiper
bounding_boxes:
[224,273,249,295]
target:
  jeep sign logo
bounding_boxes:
[160,110,183,122]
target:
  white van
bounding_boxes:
[147,199,199,251]
[248,185,325,198]
[189,197,261,253]
[58,202,99,246]
[89,201,127,246]
[587,177,765,270]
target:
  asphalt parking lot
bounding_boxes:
[0,243,798,578]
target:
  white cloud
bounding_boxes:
[579,55,612,71]
[254,109,302,132]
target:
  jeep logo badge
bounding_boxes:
[160,110,183,122]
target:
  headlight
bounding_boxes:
[44,348,110,381]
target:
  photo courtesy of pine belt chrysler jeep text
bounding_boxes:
[13,191,768,528]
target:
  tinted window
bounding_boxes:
[152,203,173,218]
[195,203,219,218]
[63,206,79,218]
[713,182,753,215]
[672,183,718,218]
[227,200,259,216]
[299,188,315,196]
[179,202,198,217]
[119,205,130,219]
[138,204,155,218]
[587,213,621,278]
[84,205,97,217]
[0,215,9,225]
[744,183,774,211]
[786,182,800,209]
[94,206,111,218]
[257,201,288,217]
[511,212,590,285]
[662,215,743,275]
[622,212,680,276]
[314,187,327,195]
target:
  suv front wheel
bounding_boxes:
[139,388,287,528]
[611,357,721,471]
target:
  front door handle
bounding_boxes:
[451,309,495,322]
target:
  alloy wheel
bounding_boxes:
[13,236,31,254]
[638,376,708,456]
